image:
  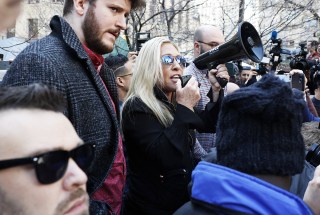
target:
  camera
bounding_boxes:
[252,57,270,75]
[289,43,310,71]
[276,72,305,91]
[306,143,320,168]
[136,32,151,52]
[268,32,291,74]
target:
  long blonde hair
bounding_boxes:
[123,37,179,127]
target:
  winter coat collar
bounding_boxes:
[153,85,175,110]
[50,15,89,61]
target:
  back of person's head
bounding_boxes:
[123,37,178,127]
[114,65,128,78]
[216,74,306,176]
[105,54,128,71]
[0,83,65,112]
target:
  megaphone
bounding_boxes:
[193,21,264,87]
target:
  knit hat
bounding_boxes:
[216,74,305,176]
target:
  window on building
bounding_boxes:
[28,0,40,3]
[28,19,38,39]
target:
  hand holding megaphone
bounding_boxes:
[208,64,229,91]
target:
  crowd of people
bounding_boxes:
[1,0,320,215]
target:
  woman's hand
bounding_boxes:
[176,77,200,111]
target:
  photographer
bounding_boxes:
[121,37,228,215]
[236,64,257,88]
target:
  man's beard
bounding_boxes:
[82,5,113,55]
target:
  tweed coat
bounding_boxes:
[1,15,121,214]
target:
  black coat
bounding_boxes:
[1,16,121,214]
[121,87,222,215]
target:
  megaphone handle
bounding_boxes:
[216,77,228,88]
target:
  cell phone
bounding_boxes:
[180,75,192,88]
[179,75,201,88]
[291,73,305,91]
[276,73,291,87]
[276,73,305,91]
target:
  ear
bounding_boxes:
[116,77,125,87]
[194,42,200,55]
[73,0,88,16]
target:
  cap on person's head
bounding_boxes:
[216,74,305,176]
[104,54,128,71]
[241,66,252,71]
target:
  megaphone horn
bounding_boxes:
[193,21,264,88]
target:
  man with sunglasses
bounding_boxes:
[184,25,231,153]
[0,84,95,215]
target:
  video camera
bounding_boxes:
[268,31,292,74]
[289,43,310,71]
[136,32,151,53]
[252,57,270,75]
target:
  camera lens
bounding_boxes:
[306,143,320,167]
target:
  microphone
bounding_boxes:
[271,31,278,41]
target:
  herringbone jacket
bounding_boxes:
[1,15,121,214]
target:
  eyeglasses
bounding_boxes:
[161,55,186,66]
[197,41,220,48]
[0,144,95,184]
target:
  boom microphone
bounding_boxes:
[193,21,264,88]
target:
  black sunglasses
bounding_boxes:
[197,41,220,48]
[0,144,95,184]
[161,55,186,66]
